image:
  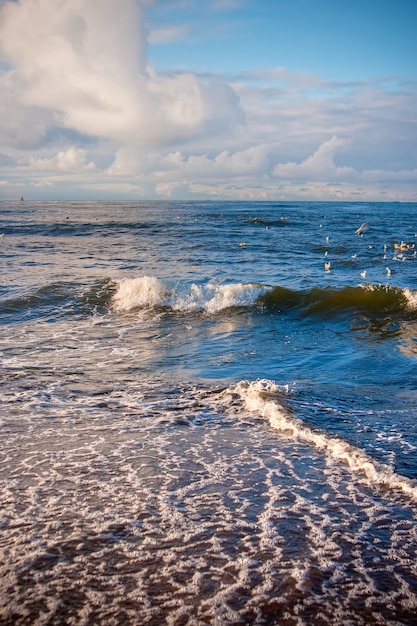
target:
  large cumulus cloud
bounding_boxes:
[0,0,242,149]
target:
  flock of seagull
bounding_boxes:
[324,222,416,276]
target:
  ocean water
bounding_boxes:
[1,199,417,625]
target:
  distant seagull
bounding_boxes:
[386,267,391,277]
[355,222,368,236]
[361,270,367,279]
[394,241,410,252]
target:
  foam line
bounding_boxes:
[225,379,417,501]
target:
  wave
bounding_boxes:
[0,282,80,318]
[111,275,417,319]
[4,275,415,323]
[112,276,269,314]
[0,220,165,238]
[260,283,417,317]
[223,379,417,501]
[249,216,288,226]
[0,279,116,320]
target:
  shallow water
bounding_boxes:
[1,200,417,624]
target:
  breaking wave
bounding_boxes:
[3,275,415,322]
[224,379,417,501]
[111,275,417,318]
[112,276,268,314]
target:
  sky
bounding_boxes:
[0,0,416,202]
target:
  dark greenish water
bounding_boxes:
[1,200,417,624]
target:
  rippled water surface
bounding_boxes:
[1,200,417,624]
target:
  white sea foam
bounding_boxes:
[404,288,417,311]
[112,275,165,311]
[112,276,268,314]
[2,374,417,623]
[226,379,417,501]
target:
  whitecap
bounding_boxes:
[224,379,417,502]
[112,276,269,314]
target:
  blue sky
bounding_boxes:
[0,0,416,201]
[148,0,417,80]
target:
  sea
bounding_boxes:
[1,199,417,625]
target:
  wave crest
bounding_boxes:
[110,275,417,320]
[224,379,417,501]
[112,276,268,314]
[261,283,417,316]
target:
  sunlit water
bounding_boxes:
[1,200,417,624]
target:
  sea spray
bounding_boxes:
[112,276,269,314]
[112,276,166,311]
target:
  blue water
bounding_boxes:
[1,200,417,624]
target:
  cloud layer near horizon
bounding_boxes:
[0,0,416,201]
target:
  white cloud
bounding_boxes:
[361,168,417,183]
[0,0,416,201]
[273,136,355,181]
[103,135,417,202]
[161,144,274,177]
[32,179,54,188]
[27,147,96,171]
[0,71,55,149]
[0,0,242,149]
